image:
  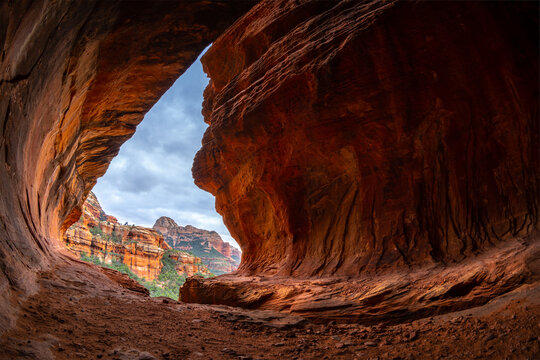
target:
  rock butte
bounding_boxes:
[153,216,241,275]
[0,0,539,358]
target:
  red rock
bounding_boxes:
[65,193,154,273]
[153,216,241,274]
[169,251,212,278]
[0,0,252,333]
[184,0,539,313]
[194,0,539,277]
[64,192,213,281]
[0,0,538,339]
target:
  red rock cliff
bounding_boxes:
[193,0,539,277]
[64,192,212,280]
[153,216,241,275]
[170,251,212,278]
[64,192,169,280]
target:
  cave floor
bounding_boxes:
[0,257,539,360]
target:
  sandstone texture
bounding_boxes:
[64,192,211,280]
[194,0,538,276]
[1,259,539,359]
[0,0,252,333]
[186,0,539,312]
[181,239,540,322]
[154,216,241,275]
[170,251,212,278]
[1,0,539,357]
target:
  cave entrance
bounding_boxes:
[62,49,242,300]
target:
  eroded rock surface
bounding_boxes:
[0,0,252,333]
[186,0,539,311]
[194,0,538,276]
[1,259,539,359]
[170,251,212,278]
[181,239,540,322]
[0,1,539,357]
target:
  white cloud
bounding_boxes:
[92,49,242,253]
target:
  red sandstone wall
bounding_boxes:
[64,192,167,281]
[0,0,538,333]
[193,0,539,276]
[64,192,213,280]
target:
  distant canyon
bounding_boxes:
[64,191,241,298]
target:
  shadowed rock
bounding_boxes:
[0,0,538,343]
[185,0,539,314]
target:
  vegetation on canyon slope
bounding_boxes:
[166,239,235,275]
[89,226,122,243]
[81,250,213,299]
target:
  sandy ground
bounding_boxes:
[0,258,539,360]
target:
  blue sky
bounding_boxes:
[92,51,240,250]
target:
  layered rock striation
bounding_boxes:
[0,0,538,335]
[192,0,538,276]
[64,192,211,280]
[184,0,539,313]
[154,216,241,274]
[171,251,212,278]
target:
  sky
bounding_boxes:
[92,50,240,250]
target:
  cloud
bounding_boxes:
[92,49,241,251]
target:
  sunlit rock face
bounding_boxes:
[171,252,212,278]
[64,192,212,280]
[153,216,241,275]
[193,0,539,277]
[0,0,253,333]
[64,192,168,281]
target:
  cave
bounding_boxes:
[62,49,244,292]
[1,0,538,359]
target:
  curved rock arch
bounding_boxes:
[0,0,538,334]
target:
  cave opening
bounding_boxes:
[62,49,242,300]
[1,1,539,358]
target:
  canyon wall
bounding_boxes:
[64,192,211,279]
[153,216,241,275]
[64,192,211,280]
[171,252,212,278]
[0,0,252,333]
[192,0,539,277]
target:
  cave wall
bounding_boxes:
[0,0,253,333]
[193,0,539,276]
[0,0,538,332]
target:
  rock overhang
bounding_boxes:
[0,0,538,332]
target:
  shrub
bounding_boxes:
[195,271,214,278]
[78,248,190,301]
[80,252,102,265]
[153,250,187,299]
[110,231,122,243]
[89,226,103,236]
